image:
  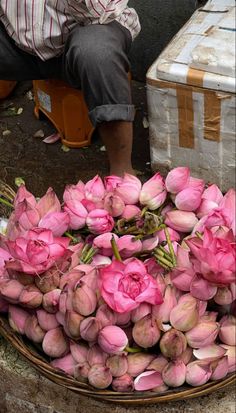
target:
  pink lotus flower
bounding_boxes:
[117,235,142,259]
[84,175,105,203]
[103,193,125,217]
[98,325,128,354]
[0,247,12,278]
[121,205,141,220]
[196,184,223,218]
[104,175,123,192]
[175,187,202,212]
[139,173,167,210]
[165,167,190,194]
[165,210,198,232]
[193,207,232,234]
[6,228,70,275]
[93,232,118,256]
[186,228,236,286]
[64,199,88,230]
[38,212,70,236]
[115,174,142,205]
[63,181,85,203]
[86,209,114,234]
[99,258,163,313]
[170,246,195,292]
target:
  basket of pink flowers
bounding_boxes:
[0,168,235,405]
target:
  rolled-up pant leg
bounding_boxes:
[0,22,61,80]
[63,22,135,127]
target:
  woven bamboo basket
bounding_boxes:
[0,315,235,405]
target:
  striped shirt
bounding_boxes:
[0,1,140,61]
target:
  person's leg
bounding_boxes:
[63,22,135,176]
[0,22,61,81]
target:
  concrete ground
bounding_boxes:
[0,81,151,200]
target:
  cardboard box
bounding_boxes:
[147,0,235,191]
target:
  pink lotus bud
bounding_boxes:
[8,305,29,334]
[142,235,159,252]
[104,175,123,192]
[72,281,97,316]
[211,356,229,381]
[158,227,180,243]
[64,199,88,230]
[160,329,187,359]
[190,275,218,301]
[115,174,142,205]
[112,374,134,392]
[169,296,199,332]
[147,355,168,373]
[106,354,128,377]
[51,353,77,376]
[0,279,24,304]
[134,370,164,391]
[116,311,131,326]
[25,315,46,343]
[87,344,108,366]
[175,187,202,212]
[19,285,43,308]
[63,180,85,203]
[127,353,155,377]
[88,364,113,389]
[64,310,84,339]
[77,362,90,380]
[37,187,61,217]
[219,315,236,346]
[70,341,88,364]
[93,232,119,256]
[132,315,161,348]
[196,199,219,218]
[98,326,128,354]
[117,235,142,259]
[162,360,186,387]
[121,205,141,220]
[42,288,61,313]
[84,175,105,202]
[200,312,218,322]
[42,327,69,358]
[80,317,102,342]
[202,184,223,203]
[139,173,167,210]
[79,267,99,290]
[165,167,190,194]
[214,287,234,305]
[103,193,125,217]
[55,311,65,326]
[220,345,236,373]
[36,309,59,331]
[186,360,212,386]
[39,211,70,237]
[35,268,60,293]
[96,304,117,327]
[131,303,151,323]
[193,344,226,360]
[165,210,198,232]
[59,269,83,290]
[179,347,193,365]
[152,285,177,323]
[86,209,114,235]
[185,321,220,348]
[91,254,111,267]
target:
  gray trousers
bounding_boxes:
[0,21,135,126]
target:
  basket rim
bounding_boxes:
[0,315,235,405]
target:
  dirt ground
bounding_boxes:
[0,81,151,200]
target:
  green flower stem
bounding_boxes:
[82,247,98,264]
[164,227,176,266]
[134,224,167,241]
[111,235,122,262]
[155,248,173,263]
[0,197,14,209]
[64,231,79,243]
[125,346,143,353]
[141,206,149,217]
[154,253,174,268]
[196,231,203,239]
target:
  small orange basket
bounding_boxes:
[0,80,17,99]
[33,79,94,148]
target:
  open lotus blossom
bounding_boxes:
[5,228,70,275]
[99,258,163,313]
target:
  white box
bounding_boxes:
[147,0,236,191]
